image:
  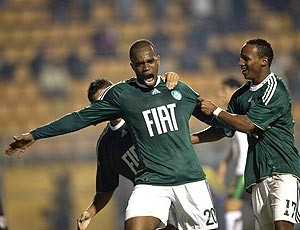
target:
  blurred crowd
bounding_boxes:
[0,0,299,99]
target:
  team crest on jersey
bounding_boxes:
[171,90,182,100]
[151,88,161,95]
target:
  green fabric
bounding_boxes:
[231,175,244,199]
[30,112,88,140]
[31,77,207,186]
[78,78,206,186]
[224,73,300,193]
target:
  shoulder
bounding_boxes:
[262,73,286,92]
[176,80,199,95]
[233,81,250,97]
[176,80,191,88]
[98,80,132,101]
[263,74,290,102]
[97,121,125,147]
[273,74,290,94]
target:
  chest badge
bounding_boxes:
[171,90,182,100]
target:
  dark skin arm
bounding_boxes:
[5,133,35,158]
[199,97,259,138]
[191,126,225,144]
[77,190,114,230]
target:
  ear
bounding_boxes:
[261,57,268,67]
[157,55,160,66]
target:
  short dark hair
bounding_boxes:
[246,38,274,66]
[87,79,112,103]
[129,39,157,61]
[222,77,242,88]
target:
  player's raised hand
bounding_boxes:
[162,72,179,90]
[5,133,35,158]
[77,211,92,230]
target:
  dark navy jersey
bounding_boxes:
[96,120,137,192]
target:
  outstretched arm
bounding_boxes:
[5,133,35,158]
[5,112,88,157]
[77,190,114,230]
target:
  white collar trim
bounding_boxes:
[109,119,125,131]
[250,72,274,91]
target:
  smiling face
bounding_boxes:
[239,43,271,85]
[130,44,160,88]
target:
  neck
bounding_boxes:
[253,70,271,85]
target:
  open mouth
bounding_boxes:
[144,74,155,86]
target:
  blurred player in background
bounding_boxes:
[216,77,248,230]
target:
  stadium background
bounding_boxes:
[0,0,299,229]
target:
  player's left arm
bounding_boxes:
[77,190,115,230]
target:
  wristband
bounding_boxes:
[213,107,223,117]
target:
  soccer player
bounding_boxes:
[193,38,300,230]
[77,78,179,230]
[6,39,218,230]
[216,77,248,230]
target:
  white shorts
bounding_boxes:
[167,203,177,227]
[251,174,300,230]
[125,180,218,230]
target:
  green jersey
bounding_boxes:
[224,73,300,193]
[79,77,205,185]
[32,76,211,186]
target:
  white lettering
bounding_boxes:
[143,110,155,137]
[157,106,173,133]
[151,108,162,135]
[167,103,178,130]
[121,146,139,175]
[142,103,178,137]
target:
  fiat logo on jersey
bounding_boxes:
[171,90,182,100]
